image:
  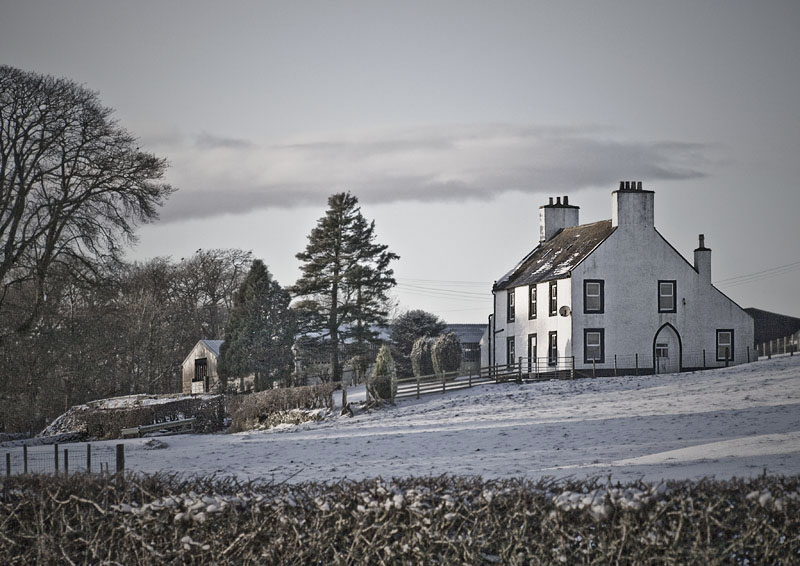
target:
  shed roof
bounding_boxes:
[495,220,616,290]
[200,339,224,357]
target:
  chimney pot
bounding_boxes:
[699,234,705,248]
[625,181,631,190]
[549,197,553,205]
[637,181,642,191]
[556,196,561,205]
[563,196,569,205]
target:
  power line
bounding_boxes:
[714,260,800,288]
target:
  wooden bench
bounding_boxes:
[120,418,196,438]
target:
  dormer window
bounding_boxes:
[658,280,677,313]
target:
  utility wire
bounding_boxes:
[714,260,800,288]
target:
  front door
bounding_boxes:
[653,324,681,374]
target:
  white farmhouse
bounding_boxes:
[482,182,754,376]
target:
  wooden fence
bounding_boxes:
[393,357,576,401]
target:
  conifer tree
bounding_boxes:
[293,193,399,382]
[219,260,295,391]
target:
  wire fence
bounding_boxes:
[3,443,122,477]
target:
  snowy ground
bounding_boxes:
[17,355,800,483]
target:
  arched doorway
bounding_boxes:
[653,323,682,374]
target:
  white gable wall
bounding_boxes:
[570,223,754,371]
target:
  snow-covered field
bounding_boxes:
[32,355,800,482]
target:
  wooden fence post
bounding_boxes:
[570,356,575,380]
[469,369,472,388]
[442,373,446,393]
[116,444,125,474]
[703,349,706,368]
[518,357,523,383]
[725,347,730,367]
[5,453,9,477]
[23,445,27,474]
[592,358,596,378]
[635,354,639,376]
[747,346,750,363]
[54,443,59,475]
[87,444,92,473]
[535,358,539,380]
[416,376,420,400]
[64,449,69,476]
[613,355,617,377]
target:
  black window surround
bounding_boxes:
[583,328,605,364]
[507,336,516,366]
[548,331,558,365]
[716,329,734,362]
[658,280,677,313]
[507,289,515,322]
[549,281,558,316]
[528,285,537,319]
[583,279,605,314]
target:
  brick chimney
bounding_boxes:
[539,195,579,242]
[694,234,711,284]
[612,181,654,228]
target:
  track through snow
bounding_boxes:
[60,356,800,482]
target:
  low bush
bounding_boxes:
[1,473,797,565]
[226,383,337,432]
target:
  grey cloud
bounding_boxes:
[157,124,712,223]
[195,131,256,149]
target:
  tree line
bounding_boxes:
[1,65,467,434]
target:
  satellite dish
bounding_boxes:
[559,305,571,317]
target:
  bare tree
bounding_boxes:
[0,65,174,335]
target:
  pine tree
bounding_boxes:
[219,260,295,391]
[293,193,399,382]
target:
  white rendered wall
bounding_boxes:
[491,278,573,368]
[569,224,754,370]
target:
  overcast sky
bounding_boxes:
[2,0,799,322]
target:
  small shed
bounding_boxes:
[444,323,487,372]
[181,340,224,394]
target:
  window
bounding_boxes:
[656,343,669,359]
[548,331,558,365]
[584,280,604,313]
[658,280,677,313]
[549,281,558,316]
[507,336,516,367]
[584,329,605,363]
[528,285,537,319]
[507,289,515,322]
[717,329,734,362]
[527,333,537,371]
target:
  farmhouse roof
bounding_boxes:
[495,220,616,290]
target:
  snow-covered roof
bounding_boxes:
[496,220,616,290]
[200,339,224,357]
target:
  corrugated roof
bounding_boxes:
[496,220,616,290]
[445,323,487,345]
[200,339,225,356]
